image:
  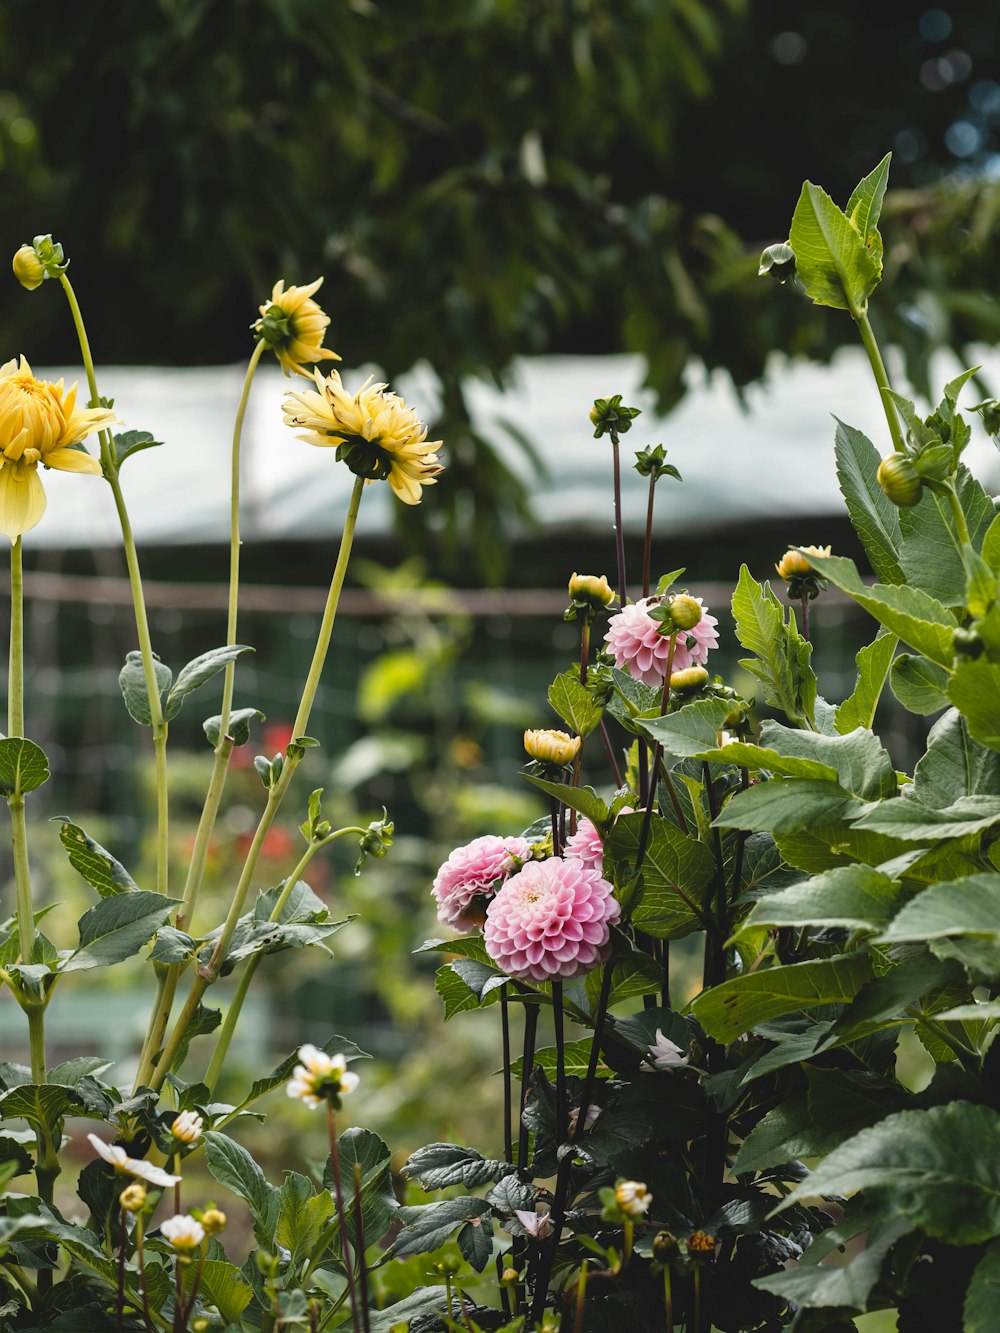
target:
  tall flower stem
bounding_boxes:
[326,1104,360,1333]
[500,986,513,1164]
[352,1163,372,1333]
[702,763,731,1207]
[58,274,170,897]
[854,309,905,455]
[946,481,973,550]
[642,474,656,599]
[599,721,623,788]
[610,432,628,606]
[800,591,811,643]
[574,1261,589,1333]
[150,478,365,1091]
[552,982,567,1139]
[663,1266,674,1333]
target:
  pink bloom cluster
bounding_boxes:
[604,596,719,688]
[483,857,620,983]
[564,808,633,874]
[432,834,532,930]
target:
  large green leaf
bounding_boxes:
[203,1130,280,1246]
[788,179,881,312]
[890,654,951,715]
[390,1197,492,1259]
[949,656,1000,754]
[754,1213,910,1312]
[404,1143,514,1192]
[276,1171,336,1267]
[877,874,1000,961]
[199,1259,254,1326]
[834,419,904,585]
[690,953,873,1043]
[912,709,1000,808]
[965,1240,1000,1333]
[751,721,896,800]
[56,820,138,897]
[61,891,177,972]
[606,812,714,938]
[330,1127,401,1251]
[713,779,863,835]
[164,645,254,721]
[851,794,1000,842]
[829,955,962,1045]
[899,467,996,607]
[547,669,602,738]
[639,697,734,757]
[776,1101,1000,1244]
[845,153,890,271]
[835,628,897,735]
[0,1082,85,1130]
[522,775,608,828]
[731,565,815,725]
[736,865,901,937]
[0,738,49,797]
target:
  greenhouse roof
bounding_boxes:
[27,349,1000,548]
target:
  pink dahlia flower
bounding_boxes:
[483,857,620,983]
[432,835,532,930]
[604,596,719,688]
[564,809,633,873]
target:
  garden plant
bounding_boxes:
[2,149,1000,1333]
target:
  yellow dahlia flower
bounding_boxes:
[0,357,115,542]
[255,277,340,377]
[283,369,444,505]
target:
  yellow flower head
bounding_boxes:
[283,369,444,505]
[255,278,340,377]
[523,728,582,767]
[775,545,831,582]
[0,357,115,542]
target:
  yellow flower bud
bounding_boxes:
[687,1229,716,1254]
[670,666,709,694]
[568,572,615,608]
[119,1183,147,1213]
[200,1207,227,1236]
[524,728,582,766]
[12,245,44,291]
[501,1267,520,1285]
[775,545,831,581]
[668,594,703,631]
[876,454,922,508]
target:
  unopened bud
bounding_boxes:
[652,1230,678,1262]
[668,595,702,631]
[568,572,615,609]
[670,666,709,694]
[200,1208,227,1235]
[687,1229,716,1255]
[119,1183,147,1213]
[524,728,581,767]
[12,245,44,291]
[877,454,922,508]
[501,1267,519,1285]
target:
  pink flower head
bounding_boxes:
[604,596,719,688]
[483,857,620,984]
[432,835,532,930]
[564,809,633,874]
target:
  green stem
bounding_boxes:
[8,537,23,738]
[946,482,972,549]
[854,309,906,454]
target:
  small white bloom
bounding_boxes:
[286,1046,359,1108]
[645,1029,691,1071]
[567,1103,601,1135]
[160,1213,205,1252]
[87,1133,181,1189]
[514,1209,554,1239]
[170,1110,204,1145]
[615,1179,652,1218]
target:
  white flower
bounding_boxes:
[615,1179,652,1218]
[645,1029,691,1071]
[160,1213,205,1252]
[286,1044,360,1109]
[170,1110,204,1145]
[87,1133,181,1189]
[515,1209,554,1239]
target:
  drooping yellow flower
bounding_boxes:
[0,357,115,542]
[255,278,340,377]
[775,544,831,581]
[283,369,444,505]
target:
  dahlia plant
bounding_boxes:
[384,154,1000,1333]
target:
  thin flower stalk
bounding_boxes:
[352,1162,372,1333]
[327,1104,361,1333]
[642,472,656,599]
[574,1261,589,1333]
[150,477,365,1091]
[57,273,170,898]
[663,1266,674,1333]
[854,309,905,455]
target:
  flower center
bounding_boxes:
[335,435,395,481]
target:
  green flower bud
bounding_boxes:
[876,454,923,508]
[669,594,703,631]
[568,572,615,609]
[652,1230,678,1263]
[758,241,795,283]
[670,666,709,694]
[12,245,44,290]
[590,394,641,439]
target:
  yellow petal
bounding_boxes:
[0,461,46,541]
[44,445,103,475]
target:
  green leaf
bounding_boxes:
[788,178,881,312]
[46,1056,113,1086]
[845,153,891,270]
[112,429,162,468]
[276,1172,336,1267]
[61,891,177,972]
[690,953,873,1043]
[949,656,1000,753]
[199,1258,254,1326]
[203,1130,280,1247]
[912,708,1000,807]
[713,779,863,835]
[851,794,1000,842]
[835,629,897,734]
[55,820,138,897]
[754,1213,910,1311]
[750,720,896,800]
[834,419,904,585]
[164,645,253,721]
[890,654,951,715]
[330,1127,400,1251]
[605,812,715,939]
[0,1082,85,1129]
[435,962,503,1021]
[390,1197,492,1259]
[736,865,902,937]
[118,651,172,726]
[639,697,734,756]
[983,513,1000,574]
[731,565,815,725]
[899,467,996,607]
[965,1239,1000,1333]
[877,873,1000,954]
[547,669,602,738]
[0,738,49,797]
[807,552,958,667]
[148,926,196,963]
[457,1216,494,1272]
[203,707,265,747]
[584,948,663,1012]
[369,1290,454,1333]
[511,1037,600,1081]
[776,1101,1000,1244]
[404,1144,514,1191]
[521,774,608,827]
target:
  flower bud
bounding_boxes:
[670,666,709,694]
[652,1230,678,1262]
[500,1268,520,1285]
[976,399,1000,438]
[877,454,922,508]
[200,1207,227,1235]
[775,544,831,582]
[119,1183,147,1213]
[568,572,615,609]
[170,1110,204,1144]
[12,245,44,291]
[687,1229,716,1255]
[758,241,795,283]
[668,594,702,631]
[524,728,582,766]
